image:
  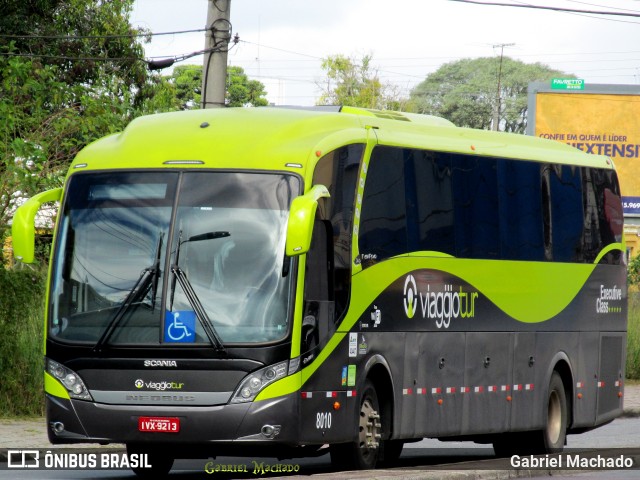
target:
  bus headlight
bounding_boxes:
[230,361,288,404]
[46,358,93,401]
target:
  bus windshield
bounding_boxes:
[50,171,299,347]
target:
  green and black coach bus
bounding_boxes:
[13,106,627,475]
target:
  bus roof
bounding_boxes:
[71,106,614,179]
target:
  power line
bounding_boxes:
[0,45,232,71]
[239,39,322,60]
[447,0,640,17]
[508,0,640,24]
[565,0,640,14]
[0,27,209,41]
[0,51,141,62]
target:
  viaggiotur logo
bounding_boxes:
[134,379,184,391]
[402,274,479,328]
[403,275,418,319]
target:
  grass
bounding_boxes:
[627,295,640,380]
[0,268,45,417]
[0,306,44,416]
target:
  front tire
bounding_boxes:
[331,380,382,469]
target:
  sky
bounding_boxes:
[130,0,640,106]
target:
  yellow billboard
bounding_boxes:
[529,84,640,216]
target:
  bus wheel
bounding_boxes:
[126,443,174,478]
[542,372,568,453]
[521,371,568,454]
[330,380,382,469]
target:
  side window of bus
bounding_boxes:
[359,147,409,267]
[411,150,455,256]
[498,159,544,261]
[452,155,499,259]
[303,144,363,354]
[583,168,623,265]
[550,165,584,262]
[355,146,623,268]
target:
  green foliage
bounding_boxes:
[629,255,640,288]
[317,54,405,110]
[625,259,640,379]
[2,0,149,90]
[144,64,269,111]
[0,0,158,239]
[0,268,46,416]
[173,65,202,110]
[227,66,268,107]
[409,57,570,132]
[627,295,640,380]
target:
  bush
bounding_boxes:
[629,255,640,290]
[627,295,640,380]
[0,267,46,416]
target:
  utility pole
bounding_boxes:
[202,0,232,109]
[492,43,514,131]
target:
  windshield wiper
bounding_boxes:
[94,234,163,353]
[169,230,229,352]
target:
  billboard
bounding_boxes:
[527,83,640,217]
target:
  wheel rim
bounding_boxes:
[358,395,381,462]
[547,390,562,445]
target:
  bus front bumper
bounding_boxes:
[45,392,300,448]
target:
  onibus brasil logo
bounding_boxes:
[403,274,478,328]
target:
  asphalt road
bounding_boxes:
[2,417,640,480]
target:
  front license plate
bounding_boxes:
[138,416,180,433]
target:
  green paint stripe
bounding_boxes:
[593,242,625,265]
[253,245,624,401]
[351,256,591,323]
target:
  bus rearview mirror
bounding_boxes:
[285,185,330,257]
[12,188,62,264]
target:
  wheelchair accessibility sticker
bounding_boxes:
[164,310,196,343]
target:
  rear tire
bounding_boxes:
[126,444,174,478]
[495,372,568,456]
[540,372,568,453]
[330,380,382,469]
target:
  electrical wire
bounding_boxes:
[0,27,209,41]
[239,39,322,60]
[565,0,640,13]
[0,44,233,72]
[507,0,640,23]
[447,0,640,17]
[0,51,140,62]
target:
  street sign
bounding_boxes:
[551,78,585,90]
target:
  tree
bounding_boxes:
[226,66,268,107]
[0,1,269,244]
[0,0,155,239]
[317,54,406,110]
[629,255,640,288]
[409,57,570,133]
[149,65,268,110]
[1,0,149,100]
